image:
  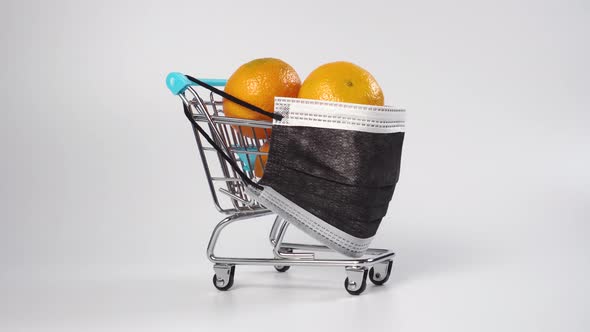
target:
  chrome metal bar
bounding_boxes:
[211,177,242,182]
[203,100,223,107]
[187,87,231,157]
[279,242,391,256]
[209,92,220,115]
[178,93,192,110]
[235,126,253,175]
[228,149,267,155]
[207,210,275,260]
[218,188,252,205]
[217,206,268,216]
[209,251,394,267]
[194,114,273,127]
[202,119,238,210]
[225,121,249,208]
[207,212,394,267]
[218,123,244,210]
[191,118,225,213]
[272,221,315,259]
[268,215,284,247]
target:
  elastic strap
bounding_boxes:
[182,103,263,190]
[185,75,284,121]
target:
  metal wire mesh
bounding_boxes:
[182,86,272,213]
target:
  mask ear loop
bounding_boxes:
[185,75,283,121]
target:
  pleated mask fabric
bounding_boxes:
[247,97,406,257]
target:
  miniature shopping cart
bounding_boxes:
[166,72,395,295]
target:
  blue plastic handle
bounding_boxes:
[166,72,227,95]
[233,146,260,172]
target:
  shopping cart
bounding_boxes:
[166,72,395,295]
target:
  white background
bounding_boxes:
[1,0,589,331]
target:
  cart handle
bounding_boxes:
[166,72,226,95]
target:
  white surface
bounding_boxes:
[1,0,589,331]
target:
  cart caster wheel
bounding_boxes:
[212,265,235,291]
[344,267,368,295]
[274,265,291,272]
[369,260,393,286]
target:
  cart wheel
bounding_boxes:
[344,268,368,295]
[212,265,235,291]
[369,260,393,286]
[274,265,291,272]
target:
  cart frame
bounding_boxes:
[169,73,395,295]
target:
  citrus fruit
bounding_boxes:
[223,58,301,138]
[254,142,270,178]
[298,61,384,106]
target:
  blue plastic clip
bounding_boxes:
[233,146,260,172]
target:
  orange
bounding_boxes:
[223,58,301,138]
[254,142,270,178]
[298,61,384,106]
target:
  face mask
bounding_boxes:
[182,77,406,258]
[247,98,405,257]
